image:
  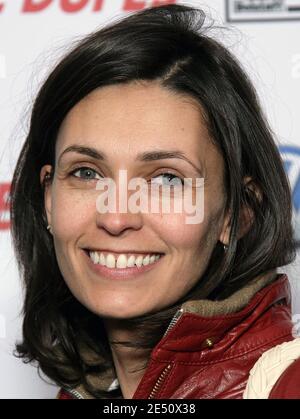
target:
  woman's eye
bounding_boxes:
[70,167,102,181]
[151,173,184,186]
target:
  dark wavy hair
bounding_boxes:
[10,4,296,398]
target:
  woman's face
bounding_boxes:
[40,81,230,319]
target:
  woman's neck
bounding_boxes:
[103,318,150,399]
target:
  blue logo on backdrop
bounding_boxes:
[279,145,300,245]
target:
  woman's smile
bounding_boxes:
[82,248,165,280]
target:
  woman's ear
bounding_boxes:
[40,165,53,226]
[218,210,231,246]
[238,177,263,239]
[219,177,261,245]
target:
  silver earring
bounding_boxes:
[223,244,228,252]
[47,224,52,234]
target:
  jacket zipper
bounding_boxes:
[147,308,184,399]
[163,308,184,337]
[148,364,172,399]
[65,388,85,399]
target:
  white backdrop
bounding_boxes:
[0,0,299,398]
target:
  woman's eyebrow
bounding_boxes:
[58,145,203,175]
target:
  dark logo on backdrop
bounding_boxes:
[279,145,300,246]
[226,0,300,22]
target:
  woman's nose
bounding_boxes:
[96,210,144,236]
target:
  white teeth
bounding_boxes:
[90,252,96,264]
[135,255,143,267]
[116,254,127,269]
[89,251,162,269]
[106,254,116,268]
[100,253,106,266]
[150,255,156,263]
[94,252,100,264]
[127,255,135,267]
[142,255,150,266]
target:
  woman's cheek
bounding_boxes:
[152,211,207,249]
[51,187,95,237]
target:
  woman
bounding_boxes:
[10,4,300,399]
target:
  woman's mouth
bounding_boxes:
[82,249,165,280]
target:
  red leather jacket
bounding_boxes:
[58,273,300,399]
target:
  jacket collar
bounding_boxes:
[181,270,279,317]
[155,271,290,354]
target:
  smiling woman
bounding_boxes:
[9,4,299,399]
